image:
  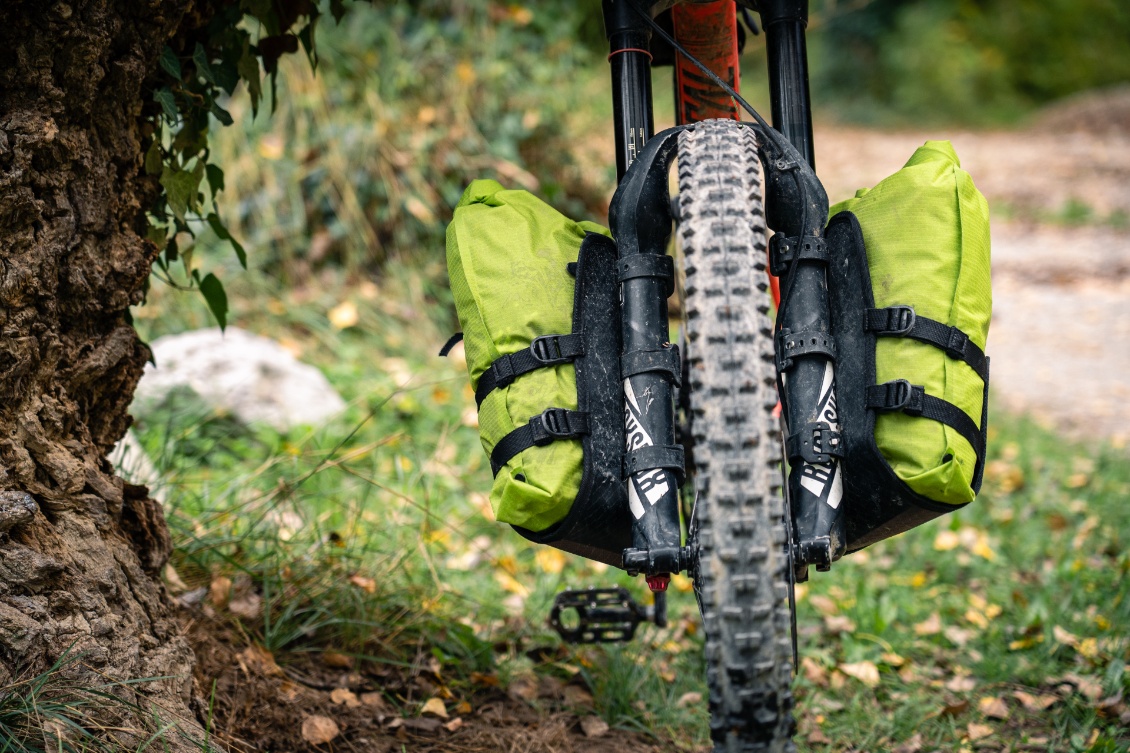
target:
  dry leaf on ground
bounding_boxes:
[301,715,340,745]
[237,645,284,677]
[824,615,857,633]
[840,661,880,687]
[946,675,977,693]
[562,686,593,707]
[893,733,923,753]
[1063,673,1104,700]
[361,691,389,710]
[915,613,942,636]
[967,722,994,741]
[580,716,610,738]
[979,696,1009,720]
[209,576,233,608]
[881,652,907,668]
[937,699,970,718]
[1013,690,1058,711]
[1053,625,1081,647]
[470,671,499,687]
[676,691,703,708]
[421,697,448,718]
[508,675,539,701]
[348,574,377,593]
[935,530,960,551]
[329,300,360,329]
[808,594,838,616]
[807,728,831,744]
[944,626,975,646]
[322,651,353,669]
[228,593,262,620]
[444,718,464,732]
[802,656,829,686]
[330,688,360,708]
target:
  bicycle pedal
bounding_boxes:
[549,587,653,644]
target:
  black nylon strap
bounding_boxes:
[474,333,585,407]
[621,345,681,386]
[866,380,984,464]
[775,328,836,372]
[622,444,686,486]
[864,307,988,382]
[769,234,828,277]
[618,253,675,297]
[438,332,463,357]
[490,408,590,476]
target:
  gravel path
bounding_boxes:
[816,119,1130,444]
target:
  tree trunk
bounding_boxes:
[0,0,210,748]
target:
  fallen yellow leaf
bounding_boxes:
[915,613,942,636]
[978,695,1009,720]
[405,197,435,224]
[934,530,960,551]
[1012,690,1058,711]
[328,300,359,329]
[535,548,566,574]
[349,574,376,594]
[421,697,448,718]
[967,722,993,741]
[808,594,838,616]
[840,661,880,687]
[945,675,976,692]
[1053,625,1080,648]
[494,570,529,597]
[330,688,360,708]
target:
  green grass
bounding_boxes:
[0,647,219,752]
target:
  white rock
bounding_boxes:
[132,327,346,432]
[108,430,164,501]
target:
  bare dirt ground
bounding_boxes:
[816,98,1130,444]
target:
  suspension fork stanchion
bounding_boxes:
[759,0,816,169]
[759,0,844,576]
[605,0,656,181]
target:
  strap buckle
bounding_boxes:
[492,354,517,386]
[944,327,969,360]
[786,421,844,465]
[531,335,568,364]
[881,379,925,416]
[883,305,917,336]
[531,408,577,446]
[769,234,828,276]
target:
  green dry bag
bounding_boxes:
[826,141,991,551]
[446,180,632,566]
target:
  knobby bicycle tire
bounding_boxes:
[678,119,797,753]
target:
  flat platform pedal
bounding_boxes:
[549,586,663,644]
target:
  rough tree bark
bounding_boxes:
[0,0,215,747]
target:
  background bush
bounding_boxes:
[809,0,1130,125]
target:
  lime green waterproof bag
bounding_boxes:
[825,141,991,551]
[446,180,632,566]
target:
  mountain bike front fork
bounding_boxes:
[602,0,845,590]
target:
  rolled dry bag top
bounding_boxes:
[446,179,611,531]
[830,140,991,505]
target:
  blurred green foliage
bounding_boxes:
[810,0,1130,124]
[198,1,607,285]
